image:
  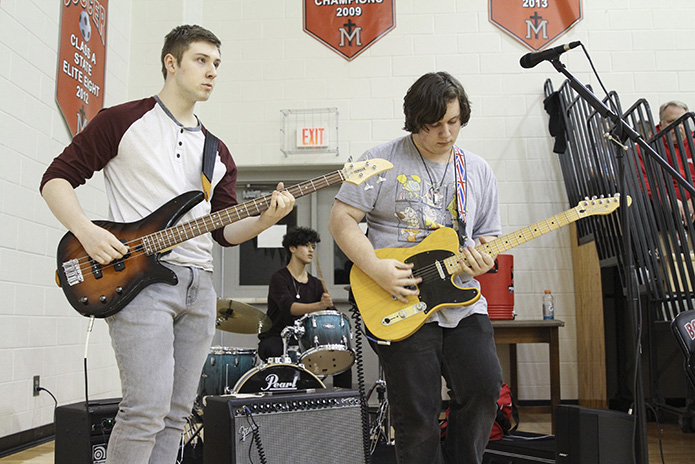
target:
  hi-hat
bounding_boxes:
[215,298,271,334]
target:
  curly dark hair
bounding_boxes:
[282,227,321,256]
[403,71,471,133]
[160,25,221,80]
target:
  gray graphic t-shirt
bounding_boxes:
[336,135,501,326]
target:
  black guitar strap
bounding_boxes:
[201,130,219,202]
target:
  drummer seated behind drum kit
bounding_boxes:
[196,298,355,405]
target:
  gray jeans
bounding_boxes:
[105,264,216,464]
[370,314,503,464]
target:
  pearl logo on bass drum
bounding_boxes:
[231,363,325,394]
[260,372,298,391]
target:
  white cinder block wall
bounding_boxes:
[2,0,695,439]
[0,0,133,439]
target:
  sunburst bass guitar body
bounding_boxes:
[55,159,393,318]
[350,195,626,342]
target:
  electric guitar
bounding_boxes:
[350,195,626,342]
[55,159,393,318]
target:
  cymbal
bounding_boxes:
[215,298,271,334]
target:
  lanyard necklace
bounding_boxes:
[412,135,453,204]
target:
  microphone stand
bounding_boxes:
[547,56,695,464]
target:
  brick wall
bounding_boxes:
[2,0,695,438]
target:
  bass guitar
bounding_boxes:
[350,195,625,342]
[56,159,392,318]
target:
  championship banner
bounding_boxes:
[56,0,108,136]
[489,0,582,51]
[303,0,395,61]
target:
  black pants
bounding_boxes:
[370,314,503,464]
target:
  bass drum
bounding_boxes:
[232,363,325,394]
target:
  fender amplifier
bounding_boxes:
[203,388,365,464]
[55,398,120,464]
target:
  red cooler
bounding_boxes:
[477,254,514,320]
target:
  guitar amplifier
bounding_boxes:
[203,388,365,464]
[55,398,120,464]
[555,405,635,463]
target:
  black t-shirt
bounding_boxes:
[259,267,324,340]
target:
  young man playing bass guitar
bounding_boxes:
[40,25,294,464]
[329,72,503,464]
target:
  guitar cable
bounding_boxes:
[83,316,95,406]
[349,297,372,464]
[243,406,267,464]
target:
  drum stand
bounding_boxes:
[178,409,204,464]
[368,361,394,454]
[275,324,304,364]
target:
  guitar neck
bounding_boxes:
[444,205,583,276]
[143,170,345,254]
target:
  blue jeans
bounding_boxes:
[370,314,502,464]
[105,264,216,464]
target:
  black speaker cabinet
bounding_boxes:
[555,405,635,464]
[203,388,365,464]
[55,398,120,464]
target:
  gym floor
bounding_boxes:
[1,409,694,463]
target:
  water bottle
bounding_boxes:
[542,290,554,320]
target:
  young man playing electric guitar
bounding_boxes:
[40,25,294,463]
[329,72,503,464]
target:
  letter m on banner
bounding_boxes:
[303,0,395,61]
[489,0,582,51]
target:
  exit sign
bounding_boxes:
[296,127,329,148]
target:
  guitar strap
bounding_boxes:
[453,145,468,244]
[201,130,219,202]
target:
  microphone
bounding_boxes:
[519,41,581,69]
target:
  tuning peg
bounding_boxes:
[347,156,353,163]
[377,175,386,183]
[364,184,374,191]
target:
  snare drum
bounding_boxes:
[298,310,355,376]
[198,347,256,399]
[232,362,325,394]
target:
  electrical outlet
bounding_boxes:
[33,375,40,397]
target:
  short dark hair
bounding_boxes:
[282,227,321,255]
[403,72,471,133]
[160,25,221,80]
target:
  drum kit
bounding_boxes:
[185,298,358,457]
[196,298,355,404]
[183,296,394,460]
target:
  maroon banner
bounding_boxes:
[304,0,395,61]
[489,0,582,51]
[56,0,108,136]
